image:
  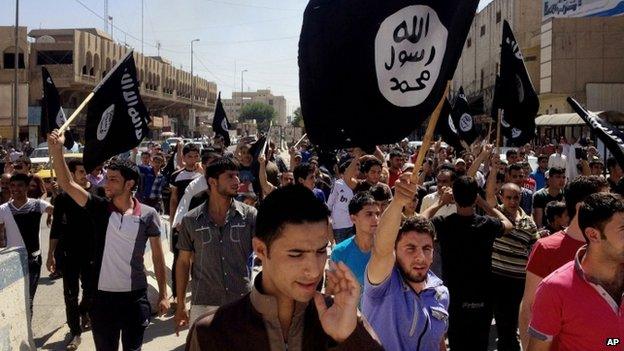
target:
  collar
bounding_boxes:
[574,245,624,313]
[400,270,444,293]
[108,197,142,216]
[195,198,245,220]
[249,272,308,321]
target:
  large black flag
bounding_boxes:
[84,51,150,172]
[41,67,75,149]
[249,134,270,197]
[498,20,539,129]
[299,0,480,149]
[212,92,231,147]
[491,75,536,146]
[568,97,624,167]
[452,87,479,145]
[435,98,464,150]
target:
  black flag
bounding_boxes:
[452,87,479,145]
[491,75,536,146]
[212,92,231,147]
[249,134,270,197]
[41,67,75,149]
[84,51,150,172]
[498,20,539,129]
[299,0,480,149]
[568,97,624,167]
[435,98,463,150]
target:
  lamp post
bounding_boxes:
[190,38,200,135]
[240,69,247,122]
[12,0,19,146]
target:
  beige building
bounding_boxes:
[452,0,543,114]
[0,26,217,141]
[223,89,287,126]
[0,26,29,140]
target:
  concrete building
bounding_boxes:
[222,89,287,126]
[0,26,29,141]
[0,26,217,142]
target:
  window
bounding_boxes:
[496,11,502,23]
[3,52,25,69]
[480,25,486,37]
[36,50,73,65]
[467,38,472,48]
[480,69,484,90]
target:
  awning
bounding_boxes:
[535,113,586,126]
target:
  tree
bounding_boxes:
[240,102,276,132]
[291,107,304,128]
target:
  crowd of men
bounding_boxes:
[1,129,622,351]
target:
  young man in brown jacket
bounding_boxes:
[186,185,383,351]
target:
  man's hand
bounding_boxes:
[46,255,56,273]
[289,146,296,156]
[315,261,360,343]
[174,306,190,336]
[258,153,266,165]
[47,129,65,154]
[434,138,442,154]
[158,296,170,317]
[394,173,418,208]
[440,187,454,205]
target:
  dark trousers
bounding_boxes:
[90,290,151,351]
[27,255,42,316]
[63,254,94,336]
[171,232,179,299]
[447,293,493,351]
[492,274,525,351]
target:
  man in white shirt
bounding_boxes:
[548,144,567,169]
[420,168,457,217]
[326,162,354,243]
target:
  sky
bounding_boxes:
[2,0,494,116]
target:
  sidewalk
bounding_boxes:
[40,236,190,351]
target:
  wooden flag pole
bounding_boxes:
[410,82,450,185]
[496,108,503,154]
[293,133,307,148]
[58,91,94,134]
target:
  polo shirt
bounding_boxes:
[330,236,371,287]
[491,207,538,279]
[529,169,547,191]
[362,267,449,351]
[526,231,585,279]
[177,199,257,306]
[0,198,51,256]
[85,195,161,292]
[529,247,624,350]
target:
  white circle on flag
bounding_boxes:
[97,104,115,141]
[512,128,522,139]
[375,5,447,107]
[221,118,228,131]
[459,113,473,132]
[448,114,457,134]
[501,118,510,128]
[56,108,66,128]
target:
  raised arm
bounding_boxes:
[368,173,418,285]
[258,153,276,197]
[48,130,89,207]
[421,187,453,219]
[344,148,365,190]
[468,144,493,177]
[485,155,500,208]
[475,195,513,233]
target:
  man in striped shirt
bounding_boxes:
[489,182,539,351]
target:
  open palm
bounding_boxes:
[314,261,360,343]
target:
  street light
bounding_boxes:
[240,69,247,122]
[12,0,19,146]
[190,38,200,135]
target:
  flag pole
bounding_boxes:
[410,82,450,185]
[496,108,503,154]
[58,50,135,134]
[293,133,307,148]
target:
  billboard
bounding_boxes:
[543,0,624,19]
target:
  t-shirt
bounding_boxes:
[326,179,354,229]
[238,165,255,194]
[525,231,585,279]
[388,168,402,188]
[529,247,624,351]
[313,188,326,203]
[170,168,202,202]
[330,236,371,288]
[491,207,538,279]
[50,187,99,255]
[431,213,504,297]
[1,198,51,256]
[532,188,564,227]
[530,169,547,191]
[85,195,161,292]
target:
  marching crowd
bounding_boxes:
[1,129,623,351]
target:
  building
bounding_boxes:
[222,89,287,126]
[0,26,218,143]
[0,26,29,141]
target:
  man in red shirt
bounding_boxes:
[387,149,404,188]
[527,193,624,351]
[518,175,609,349]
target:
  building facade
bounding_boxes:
[222,89,287,126]
[0,26,217,143]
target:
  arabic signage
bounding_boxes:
[543,0,624,20]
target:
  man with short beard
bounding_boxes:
[174,157,257,332]
[363,173,449,351]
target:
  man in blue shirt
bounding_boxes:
[363,174,449,351]
[529,155,549,191]
[330,191,380,287]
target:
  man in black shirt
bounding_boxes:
[47,159,99,350]
[532,167,565,228]
[422,176,512,351]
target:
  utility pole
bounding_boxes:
[109,16,114,41]
[104,0,109,33]
[190,39,200,135]
[141,0,144,54]
[12,0,19,146]
[241,69,247,122]
[156,41,161,56]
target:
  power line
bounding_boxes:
[203,0,301,12]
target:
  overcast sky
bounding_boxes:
[2,0,494,116]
